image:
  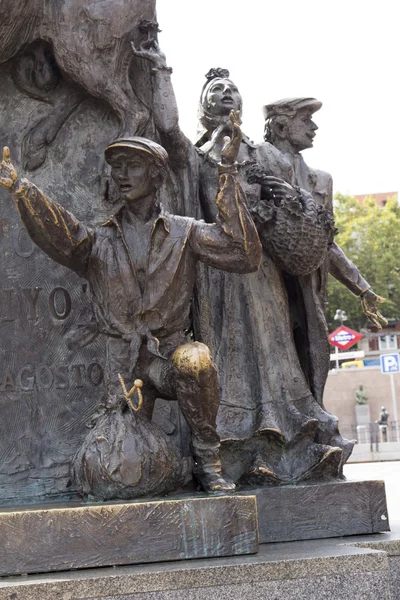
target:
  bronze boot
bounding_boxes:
[194,446,236,494]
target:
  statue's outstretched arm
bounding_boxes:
[329,241,387,329]
[318,174,386,328]
[329,242,370,296]
[0,147,93,277]
[131,39,188,166]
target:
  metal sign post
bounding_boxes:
[390,373,398,440]
[380,353,400,441]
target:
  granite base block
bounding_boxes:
[0,536,391,600]
[347,522,400,600]
[388,556,400,600]
[96,574,388,600]
[0,494,258,576]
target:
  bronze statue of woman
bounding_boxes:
[132,40,355,484]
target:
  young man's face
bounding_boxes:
[286,108,318,152]
[109,150,156,202]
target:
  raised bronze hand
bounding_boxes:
[220,110,242,166]
[0,147,18,191]
[130,38,167,69]
[205,116,234,161]
[360,289,388,330]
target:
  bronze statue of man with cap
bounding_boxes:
[261,96,386,329]
[245,97,387,422]
[0,111,262,494]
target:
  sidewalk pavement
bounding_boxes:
[344,460,400,524]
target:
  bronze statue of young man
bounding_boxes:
[261,97,387,330]
[0,111,262,494]
[243,97,387,424]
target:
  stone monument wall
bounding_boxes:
[0,0,156,503]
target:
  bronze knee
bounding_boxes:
[171,342,215,380]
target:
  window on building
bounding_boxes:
[379,334,398,350]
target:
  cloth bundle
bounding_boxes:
[71,385,191,501]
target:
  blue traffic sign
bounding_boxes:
[380,353,400,374]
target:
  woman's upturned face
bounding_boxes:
[205,79,242,117]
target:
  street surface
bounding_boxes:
[344,461,400,523]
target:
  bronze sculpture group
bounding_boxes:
[0,30,388,499]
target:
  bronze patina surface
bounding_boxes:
[0,2,159,504]
[0,110,262,498]
[248,479,389,544]
[0,494,259,575]
[0,1,391,575]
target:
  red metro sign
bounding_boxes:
[328,325,363,351]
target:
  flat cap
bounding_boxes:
[263,98,322,120]
[104,137,169,169]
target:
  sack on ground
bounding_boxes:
[71,405,192,500]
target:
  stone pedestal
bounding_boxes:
[0,480,389,577]
[355,403,371,425]
[248,479,389,543]
[379,424,389,443]
[357,424,369,444]
[0,495,258,576]
[355,404,372,443]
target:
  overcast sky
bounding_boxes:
[157,0,399,196]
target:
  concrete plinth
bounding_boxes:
[356,403,371,425]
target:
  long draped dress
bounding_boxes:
[184,137,354,484]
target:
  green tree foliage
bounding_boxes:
[327,194,400,331]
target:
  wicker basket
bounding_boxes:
[256,196,336,276]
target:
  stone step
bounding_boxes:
[0,532,393,600]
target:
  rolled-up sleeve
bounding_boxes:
[188,167,262,273]
[13,179,93,277]
[329,241,370,296]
